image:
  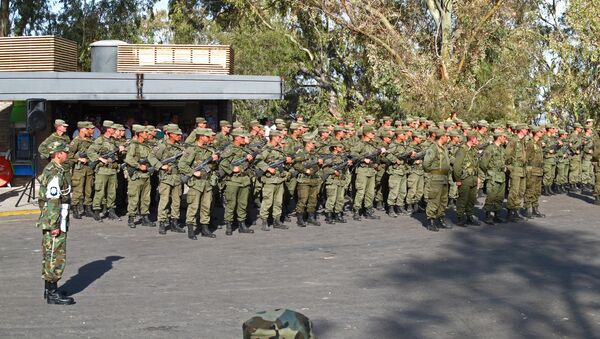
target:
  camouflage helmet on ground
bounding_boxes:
[242,309,315,339]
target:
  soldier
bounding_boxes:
[38,119,71,161]
[541,124,558,196]
[184,117,208,144]
[179,128,220,240]
[37,141,75,305]
[255,130,293,231]
[592,127,600,205]
[447,130,463,207]
[374,129,393,211]
[385,128,412,217]
[480,131,508,224]
[68,121,95,219]
[293,134,323,227]
[568,123,584,192]
[218,129,256,235]
[350,125,384,220]
[112,123,129,216]
[405,133,426,214]
[555,130,570,193]
[155,125,187,235]
[505,124,529,222]
[282,123,304,221]
[322,141,351,223]
[453,131,481,226]
[87,120,122,222]
[423,129,451,231]
[523,126,545,218]
[581,126,595,192]
[215,120,233,148]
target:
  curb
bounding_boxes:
[0,209,39,217]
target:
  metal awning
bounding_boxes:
[0,72,283,101]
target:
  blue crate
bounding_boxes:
[13,163,34,176]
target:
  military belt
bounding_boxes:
[430,169,449,175]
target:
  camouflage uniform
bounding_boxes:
[322,146,349,222]
[255,138,289,227]
[423,139,451,229]
[524,133,545,217]
[541,133,558,194]
[350,132,380,219]
[219,140,254,231]
[385,139,409,215]
[68,128,94,215]
[568,131,583,188]
[155,130,186,232]
[593,131,600,204]
[38,131,71,161]
[581,134,595,187]
[406,141,425,212]
[505,130,528,219]
[87,133,119,213]
[555,135,570,191]
[453,140,480,224]
[293,139,322,226]
[480,139,506,221]
[124,134,160,222]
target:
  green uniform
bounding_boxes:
[87,135,119,211]
[155,140,186,223]
[555,139,570,186]
[524,138,544,209]
[423,141,451,220]
[480,142,506,213]
[293,148,322,215]
[350,139,379,211]
[385,140,409,208]
[406,143,425,206]
[68,136,94,208]
[568,133,583,186]
[38,132,71,160]
[219,144,253,223]
[179,143,216,226]
[453,144,479,219]
[255,145,288,221]
[283,136,303,215]
[505,136,527,210]
[581,135,594,186]
[447,142,461,200]
[322,152,349,214]
[124,139,159,217]
[541,134,558,188]
[37,160,70,283]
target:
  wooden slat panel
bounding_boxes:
[0,36,77,72]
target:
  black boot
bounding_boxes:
[128,216,136,228]
[387,206,398,218]
[427,219,439,232]
[335,212,347,223]
[187,224,197,240]
[493,211,506,223]
[405,203,414,214]
[456,215,466,227]
[397,205,408,215]
[141,215,155,227]
[412,203,420,214]
[542,186,550,196]
[93,209,103,222]
[365,208,380,220]
[72,204,81,219]
[532,207,545,218]
[200,224,216,238]
[307,213,321,226]
[225,222,233,236]
[273,217,288,229]
[548,185,556,195]
[325,212,335,224]
[296,214,307,227]
[508,209,522,222]
[483,211,495,225]
[84,205,94,218]
[46,282,75,305]
[158,220,167,235]
[595,196,600,206]
[438,217,451,229]
[260,219,270,231]
[353,209,362,221]
[170,218,186,233]
[238,222,254,234]
[466,215,480,226]
[522,208,533,219]
[107,208,120,220]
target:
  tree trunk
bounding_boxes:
[426,0,452,81]
[0,0,9,37]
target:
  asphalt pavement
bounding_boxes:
[1,192,599,338]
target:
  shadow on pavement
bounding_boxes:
[61,255,124,296]
[361,222,600,338]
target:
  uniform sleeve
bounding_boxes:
[38,136,51,160]
[178,147,195,176]
[422,145,436,172]
[255,149,271,172]
[218,148,235,176]
[453,147,466,180]
[505,140,516,166]
[124,143,139,168]
[479,146,492,172]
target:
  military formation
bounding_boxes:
[35,115,600,303]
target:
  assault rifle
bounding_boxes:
[180,157,215,184]
[407,151,426,165]
[89,148,119,168]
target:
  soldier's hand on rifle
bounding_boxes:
[549,149,555,154]
[456,181,462,187]
[246,154,254,161]
[139,164,148,172]
[364,158,372,164]
[285,156,293,164]
[161,164,170,171]
[415,160,422,165]
[193,170,203,177]
[212,154,219,161]
[233,166,241,173]
[99,157,108,165]
[396,160,402,165]
[411,151,417,157]
[50,229,61,237]
[119,145,126,152]
[334,170,340,176]
[78,157,88,163]
[380,147,387,154]
[305,168,312,175]
[267,167,276,174]
[347,159,353,166]
[318,158,324,165]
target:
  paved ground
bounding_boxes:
[1,192,600,338]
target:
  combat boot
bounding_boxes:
[158,221,167,235]
[225,222,233,236]
[72,205,81,219]
[84,205,94,218]
[325,212,335,224]
[595,196,600,206]
[365,208,380,220]
[273,218,288,229]
[128,216,136,228]
[353,209,362,221]
[93,210,103,222]
[466,215,481,226]
[397,205,408,215]
[170,218,186,233]
[141,215,155,227]
[438,217,451,229]
[427,219,439,232]
[107,208,120,221]
[493,211,507,223]
[412,203,420,214]
[296,214,307,227]
[522,208,533,219]
[483,211,495,225]
[542,186,550,196]
[260,219,270,231]
[307,213,321,226]
[548,185,556,195]
[405,203,414,214]
[456,215,466,227]
[46,282,75,305]
[508,209,520,222]
[238,222,254,234]
[200,224,216,238]
[387,206,398,218]
[532,207,545,218]
[187,224,197,240]
[374,201,385,211]
[335,212,347,223]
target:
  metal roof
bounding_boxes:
[0,72,283,101]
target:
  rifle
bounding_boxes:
[161,152,184,166]
[301,153,335,169]
[321,155,354,181]
[407,151,426,165]
[180,157,215,184]
[89,148,119,168]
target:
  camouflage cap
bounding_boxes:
[231,128,249,137]
[394,127,405,134]
[48,141,68,154]
[103,120,114,128]
[77,121,94,129]
[146,125,156,132]
[493,131,506,138]
[289,122,301,131]
[413,133,425,139]
[219,120,231,128]
[364,114,376,121]
[448,130,461,138]
[382,115,392,121]
[516,123,529,130]
[466,130,478,138]
[394,120,402,126]
[443,120,454,128]
[165,125,182,134]
[276,123,287,130]
[302,134,315,143]
[132,124,145,133]
[333,125,345,132]
[478,120,489,127]
[249,119,260,127]
[318,126,329,133]
[232,121,244,129]
[586,118,594,123]
[196,127,216,136]
[275,118,285,125]
[574,123,583,129]
[545,123,555,129]
[330,140,344,148]
[362,125,375,134]
[530,125,541,132]
[559,129,567,135]
[54,119,69,127]
[113,123,125,131]
[269,130,283,137]
[195,117,207,124]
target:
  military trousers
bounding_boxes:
[448,174,458,200]
[260,182,284,220]
[374,166,386,203]
[325,180,345,213]
[387,173,407,206]
[353,168,376,210]
[224,183,250,222]
[484,179,505,212]
[524,173,542,208]
[127,176,151,216]
[594,164,600,197]
[71,167,94,206]
[507,171,526,210]
[556,162,569,185]
[426,178,448,219]
[296,181,320,214]
[569,156,582,184]
[456,176,478,217]
[406,173,424,204]
[42,230,66,283]
[186,184,213,225]
[581,156,594,185]
[157,182,182,222]
[542,158,556,186]
[93,173,116,210]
